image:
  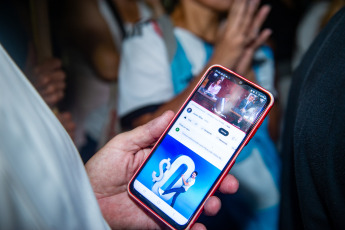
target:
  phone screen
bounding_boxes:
[129,66,273,229]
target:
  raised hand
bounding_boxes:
[209,0,271,76]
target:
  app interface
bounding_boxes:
[133,69,269,226]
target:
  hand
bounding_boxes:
[31,58,66,107]
[86,111,239,229]
[234,1,272,76]
[209,0,271,73]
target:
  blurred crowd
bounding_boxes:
[1,0,345,229]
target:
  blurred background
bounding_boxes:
[1,0,344,229]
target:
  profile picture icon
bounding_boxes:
[187,108,192,113]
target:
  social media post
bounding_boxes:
[134,135,221,224]
[197,70,268,133]
[169,101,246,170]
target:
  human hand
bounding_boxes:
[210,0,271,73]
[234,1,272,76]
[86,111,239,229]
[31,58,66,107]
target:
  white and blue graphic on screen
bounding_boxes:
[152,155,195,201]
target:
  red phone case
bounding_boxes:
[128,65,274,230]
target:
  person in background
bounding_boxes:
[117,0,281,229]
[52,0,163,162]
[207,79,222,97]
[279,6,345,229]
[237,94,257,115]
[0,0,75,140]
[118,0,273,129]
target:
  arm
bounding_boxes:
[85,111,239,229]
[28,57,66,107]
[63,0,119,81]
[25,56,76,140]
[181,175,189,186]
[131,0,271,127]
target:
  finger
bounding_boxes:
[252,5,271,33]
[248,4,271,40]
[142,148,152,158]
[43,91,64,106]
[36,70,66,93]
[57,111,73,120]
[34,58,63,75]
[39,80,66,96]
[224,0,246,33]
[240,0,260,34]
[51,70,66,83]
[218,174,239,194]
[203,196,221,216]
[234,46,256,75]
[235,29,272,74]
[250,28,272,50]
[191,223,207,230]
[118,110,175,153]
[36,70,66,88]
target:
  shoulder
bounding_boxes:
[118,20,174,118]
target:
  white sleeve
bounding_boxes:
[118,22,174,117]
[0,45,109,230]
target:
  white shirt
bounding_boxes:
[182,177,195,191]
[0,45,109,230]
[118,23,208,117]
[207,83,221,95]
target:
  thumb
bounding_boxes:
[118,111,175,152]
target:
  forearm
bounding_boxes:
[131,66,208,127]
[88,45,119,82]
[131,55,243,128]
[75,23,119,82]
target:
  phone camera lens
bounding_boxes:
[238,80,243,85]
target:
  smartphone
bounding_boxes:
[128,65,274,230]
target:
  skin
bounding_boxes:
[182,172,197,186]
[59,0,167,82]
[86,111,239,229]
[132,0,272,128]
[196,0,234,11]
[10,0,67,107]
[25,51,76,139]
[28,57,66,107]
[60,0,120,82]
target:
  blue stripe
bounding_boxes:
[171,39,193,94]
